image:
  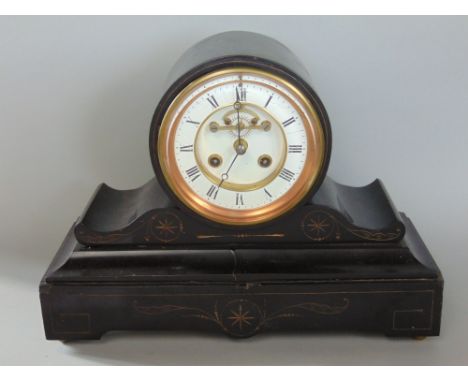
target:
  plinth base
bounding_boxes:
[40,215,443,340]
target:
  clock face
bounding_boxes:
[156,67,326,225]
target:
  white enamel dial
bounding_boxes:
[157,68,325,225]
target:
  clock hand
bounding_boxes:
[218,153,239,189]
[237,109,241,143]
[234,101,241,144]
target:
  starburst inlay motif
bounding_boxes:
[227,304,255,330]
[155,218,177,235]
[151,213,183,242]
[306,218,330,235]
[302,211,335,241]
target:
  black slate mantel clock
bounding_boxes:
[40,31,443,340]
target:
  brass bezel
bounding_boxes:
[157,67,325,226]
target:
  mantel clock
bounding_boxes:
[40,31,443,340]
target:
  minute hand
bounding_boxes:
[218,153,239,189]
[236,107,241,142]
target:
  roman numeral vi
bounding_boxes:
[206,185,218,199]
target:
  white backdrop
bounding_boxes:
[0,16,467,365]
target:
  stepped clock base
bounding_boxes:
[40,215,443,340]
